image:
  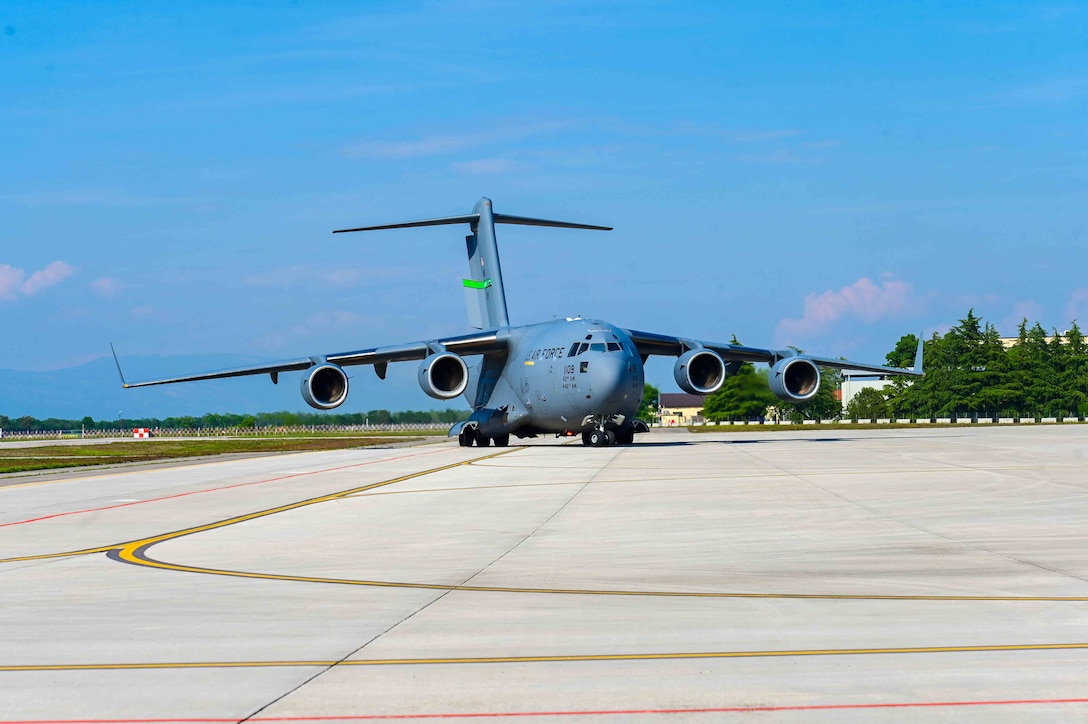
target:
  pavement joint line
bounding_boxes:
[4,642,1088,672]
[0,446,454,529]
[4,697,1088,721]
[106,444,1088,600]
[340,465,1069,498]
[108,448,520,566]
[728,441,1088,588]
[98,545,1088,601]
[0,448,515,565]
[103,446,1088,602]
[13,443,1088,602]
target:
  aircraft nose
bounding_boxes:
[590,355,627,404]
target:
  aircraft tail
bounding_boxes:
[334,197,611,329]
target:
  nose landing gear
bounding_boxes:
[581,417,632,447]
[582,429,616,447]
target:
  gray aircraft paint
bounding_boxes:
[463,198,509,329]
[466,318,644,436]
[113,197,921,447]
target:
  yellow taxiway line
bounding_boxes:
[0,447,518,564]
[4,641,1088,673]
[9,444,1088,602]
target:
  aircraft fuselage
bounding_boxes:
[466,317,645,439]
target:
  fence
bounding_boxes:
[676,415,1087,426]
[0,423,449,441]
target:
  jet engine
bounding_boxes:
[300,364,349,410]
[418,352,469,400]
[768,357,820,402]
[673,349,726,395]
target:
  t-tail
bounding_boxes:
[334,197,611,329]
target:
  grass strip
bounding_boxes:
[0,436,425,474]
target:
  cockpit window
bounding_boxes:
[591,343,606,352]
[607,342,621,352]
[578,343,589,354]
[568,343,580,357]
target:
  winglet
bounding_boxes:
[913,333,924,373]
[110,342,130,388]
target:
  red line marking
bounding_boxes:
[0,447,450,528]
[3,698,1088,722]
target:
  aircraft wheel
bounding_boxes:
[604,430,616,446]
[589,430,606,447]
[493,434,510,447]
[582,432,593,446]
[476,435,491,447]
[458,429,474,447]
[616,427,633,445]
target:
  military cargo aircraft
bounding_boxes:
[113,197,922,447]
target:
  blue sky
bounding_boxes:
[2,1,1086,413]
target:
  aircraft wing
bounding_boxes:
[624,329,923,377]
[112,330,507,389]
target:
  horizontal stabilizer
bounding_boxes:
[334,211,611,234]
[492,213,612,231]
[333,214,480,234]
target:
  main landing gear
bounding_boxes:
[458,427,509,448]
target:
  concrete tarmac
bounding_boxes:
[1,427,1087,722]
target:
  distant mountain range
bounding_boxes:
[0,354,461,420]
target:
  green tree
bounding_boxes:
[636,383,660,423]
[886,333,920,368]
[844,386,888,420]
[703,363,776,421]
[367,409,393,425]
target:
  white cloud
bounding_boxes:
[778,276,915,338]
[343,132,487,159]
[340,120,572,160]
[91,276,122,297]
[289,310,364,338]
[1002,300,1044,334]
[0,261,75,300]
[242,265,369,289]
[450,158,519,174]
[2,189,204,208]
[0,265,22,300]
[1065,289,1088,324]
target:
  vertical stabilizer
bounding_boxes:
[333,197,611,330]
[463,198,509,329]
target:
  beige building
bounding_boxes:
[658,393,707,426]
[840,373,895,412]
[998,335,1070,349]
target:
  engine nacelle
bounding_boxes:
[768,357,820,402]
[300,364,349,410]
[673,349,726,395]
[418,352,469,400]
